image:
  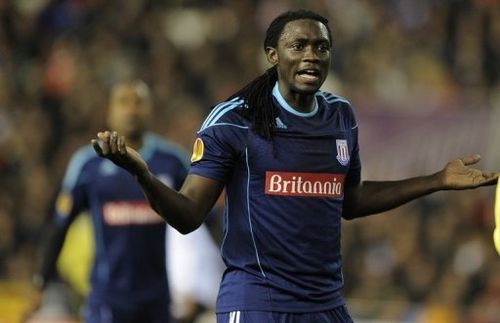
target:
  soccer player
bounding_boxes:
[34,80,188,323]
[92,10,499,323]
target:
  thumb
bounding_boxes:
[91,139,103,156]
[461,154,481,166]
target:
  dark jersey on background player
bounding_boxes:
[91,10,499,323]
[36,80,187,323]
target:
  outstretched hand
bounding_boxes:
[439,155,499,190]
[91,131,148,178]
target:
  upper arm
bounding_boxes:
[342,182,361,220]
[54,148,94,226]
[180,102,246,222]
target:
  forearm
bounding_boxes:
[343,173,442,219]
[35,224,67,290]
[135,171,211,234]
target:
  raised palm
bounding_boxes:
[440,155,498,189]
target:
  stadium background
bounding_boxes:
[0,0,499,322]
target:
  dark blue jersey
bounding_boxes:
[190,83,361,313]
[54,133,188,306]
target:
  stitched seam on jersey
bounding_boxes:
[245,147,266,278]
[200,97,240,130]
[319,93,357,130]
[321,92,334,99]
[317,92,351,105]
[203,101,244,130]
[200,123,249,132]
[201,98,244,131]
[324,97,350,105]
[220,194,229,256]
[63,146,95,190]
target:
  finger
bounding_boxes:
[109,131,118,154]
[91,139,104,156]
[97,131,111,155]
[118,135,127,155]
[483,171,499,179]
[461,154,481,166]
[478,173,500,187]
[97,131,111,141]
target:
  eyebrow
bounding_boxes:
[287,37,331,45]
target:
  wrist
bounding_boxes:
[431,171,447,191]
[135,169,152,184]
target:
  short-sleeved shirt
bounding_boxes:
[55,133,188,306]
[190,83,361,313]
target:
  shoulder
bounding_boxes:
[68,145,100,171]
[62,144,99,187]
[198,96,248,133]
[316,90,352,109]
[316,90,358,129]
[145,133,190,166]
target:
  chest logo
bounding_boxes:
[102,201,163,226]
[265,171,344,198]
[336,139,350,166]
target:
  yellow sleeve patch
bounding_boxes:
[56,193,73,217]
[190,138,204,162]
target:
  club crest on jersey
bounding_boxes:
[336,139,350,166]
[190,138,204,162]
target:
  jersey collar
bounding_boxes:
[272,82,319,117]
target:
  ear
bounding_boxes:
[266,46,278,66]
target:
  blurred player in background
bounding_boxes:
[32,79,222,323]
[92,10,499,323]
[167,224,224,323]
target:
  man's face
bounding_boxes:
[267,19,331,95]
[107,83,152,139]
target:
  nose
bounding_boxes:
[303,45,319,62]
[123,99,142,114]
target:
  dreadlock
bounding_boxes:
[230,10,332,140]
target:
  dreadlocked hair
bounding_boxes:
[230,10,332,140]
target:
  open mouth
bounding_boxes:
[296,69,321,82]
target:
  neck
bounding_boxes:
[292,94,315,113]
[276,82,316,114]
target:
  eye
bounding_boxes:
[318,44,330,52]
[291,43,304,50]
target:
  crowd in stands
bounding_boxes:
[0,0,499,322]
